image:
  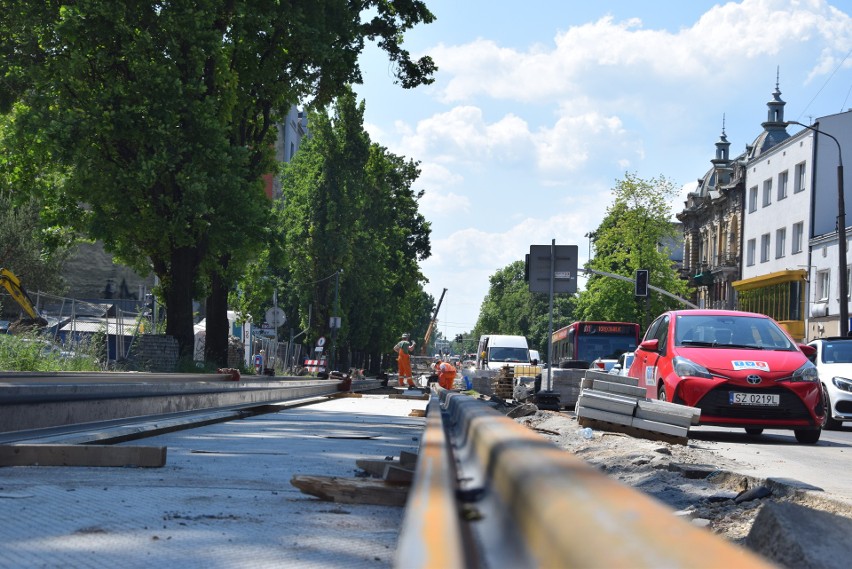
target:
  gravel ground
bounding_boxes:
[512,409,852,548]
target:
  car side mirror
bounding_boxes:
[799,344,816,359]
[638,338,660,352]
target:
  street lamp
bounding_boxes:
[330,268,342,371]
[786,120,847,335]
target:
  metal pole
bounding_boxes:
[330,270,340,371]
[547,239,555,391]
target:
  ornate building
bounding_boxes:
[678,122,746,310]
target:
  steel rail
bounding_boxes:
[397,389,775,569]
[0,371,381,438]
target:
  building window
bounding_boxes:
[778,171,788,201]
[792,222,804,253]
[760,233,770,262]
[817,270,830,302]
[749,186,758,213]
[848,266,851,300]
[747,239,756,266]
[794,162,806,193]
[762,179,772,207]
[776,228,786,258]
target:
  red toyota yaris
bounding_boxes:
[629,309,824,444]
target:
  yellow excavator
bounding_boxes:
[0,267,47,331]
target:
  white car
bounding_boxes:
[807,337,852,429]
[608,351,635,377]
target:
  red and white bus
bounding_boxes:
[551,321,640,369]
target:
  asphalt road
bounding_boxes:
[689,423,852,504]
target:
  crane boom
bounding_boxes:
[421,288,447,355]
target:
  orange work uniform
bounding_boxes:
[436,361,457,390]
[394,339,416,387]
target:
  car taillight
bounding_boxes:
[595,361,605,369]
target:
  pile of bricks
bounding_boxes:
[575,370,701,445]
[491,366,515,399]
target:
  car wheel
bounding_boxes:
[822,387,843,431]
[657,383,667,402]
[794,428,821,444]
[744,428,764,436]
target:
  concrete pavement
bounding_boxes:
[0,394,428,569]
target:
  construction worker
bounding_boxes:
[434,359,457,390]
[394,333,417,387]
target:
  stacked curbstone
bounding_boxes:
[575,369,700,444]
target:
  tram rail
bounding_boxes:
[0,371,381,443]
[397,389,775,569]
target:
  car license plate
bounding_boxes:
[729,392,780,406]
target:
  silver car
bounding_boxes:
[608,351,635,377]
[807,338,852,429]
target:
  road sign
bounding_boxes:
[528,244,578,293]
[317,336,326,347]
[265,307,286,328]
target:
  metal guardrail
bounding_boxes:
[397,390,775,568]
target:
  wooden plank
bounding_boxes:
[290,475,409,507]
[576,417,688,446]
[0,444,166,467]
[635,399,701,427]
[631,417,690,439]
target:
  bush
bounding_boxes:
[0,333,103,372]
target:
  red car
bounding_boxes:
[629,309,824,444]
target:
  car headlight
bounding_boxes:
[672,356,713,379]
[790,361,819,382]
[832,376,852,392]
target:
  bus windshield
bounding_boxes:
[576,334,637,361]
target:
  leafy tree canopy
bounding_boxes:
[0,1,437,356]
[576,173,691,333]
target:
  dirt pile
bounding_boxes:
[515,410,852,546]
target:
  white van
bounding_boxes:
[476,335,531,370]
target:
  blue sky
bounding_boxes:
[352,0,852,340]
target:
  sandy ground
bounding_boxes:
[512,409,852,548]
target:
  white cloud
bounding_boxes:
[397,106,535,166]
[429,0,852,103]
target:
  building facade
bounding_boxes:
[803,110,852,339]
[733,84,812,340]
[678,126,745,311]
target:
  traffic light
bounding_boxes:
[635,269,649,297]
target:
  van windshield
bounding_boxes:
[489,347,529,363]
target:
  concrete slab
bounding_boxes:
[0,394,427,569]
[745,501,852,569]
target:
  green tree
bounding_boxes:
[278,90,431,372]
[0,1,437,359]
[473,260,576,360]
[576,173,691,332]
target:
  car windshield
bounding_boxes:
[819,341,852,364]
[674,314,796,351]
[489,347,529,362]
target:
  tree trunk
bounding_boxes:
[164,247,199,360]
[205,270,230,367]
